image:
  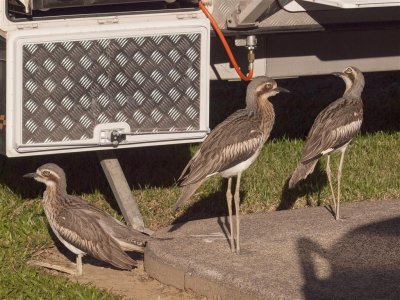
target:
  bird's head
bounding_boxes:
[247,77,289,107]
[23,163,67,191]
[332,66,364,94]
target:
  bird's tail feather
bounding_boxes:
[103,246,137,270]
[173,180,204,212]
[288,160,318,189]
[109,251,137,270]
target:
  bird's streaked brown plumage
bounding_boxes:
[24,163,149,274]
[288,66,365,219]
[177,110,268,186]
[174,77,289,252]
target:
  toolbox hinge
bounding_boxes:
[17,23,38,30]
[177,13,199,20]
[97,16,119,24]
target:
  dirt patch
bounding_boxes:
[31,246,205,300]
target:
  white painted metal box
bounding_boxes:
[0,9,210,157]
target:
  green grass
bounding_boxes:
[0,71,399,297]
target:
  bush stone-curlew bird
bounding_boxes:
[173,77,289,253]
[24,163,150,275]
[289,66,365,220]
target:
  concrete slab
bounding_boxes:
[144,199,400,299]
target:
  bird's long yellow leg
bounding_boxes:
[234,173,241,254]
[76,254,83,276]
[336,149,346,220]
[326,155,337,214]
[226,177,235,252]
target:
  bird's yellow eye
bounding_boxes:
[42,170,51,177]
[266,83,273,89]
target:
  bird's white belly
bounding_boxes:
[220,149,261,178]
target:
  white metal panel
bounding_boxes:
[300,0,400,8]
[6,18,210,157]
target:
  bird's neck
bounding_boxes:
[344,80,364,99]
[44,185,67,202]
[258,95,274,116]
[247,94,275,134]
[247,93,272,111]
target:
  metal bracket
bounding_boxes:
[110,130,126,145]
[234,35,257,70]
[98,126,128,146]
[97,150,153,235]
[227,0,276,29]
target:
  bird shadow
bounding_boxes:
[169,190,226,232]
[169,177,247,234]
[277,161,328,211]
[216,215,234,248]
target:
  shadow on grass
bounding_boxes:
[169,177,247,232]
[278,161,328,211]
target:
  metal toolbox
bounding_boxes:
[1,17,209,157]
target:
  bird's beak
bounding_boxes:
[274,87,290,93]
[332,72,344,77]
[23,172,36,179]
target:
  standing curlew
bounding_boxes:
[289,66,365,220]
[24,163,150,275]
[173,77,289,253]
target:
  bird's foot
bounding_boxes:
[28,260,80,276]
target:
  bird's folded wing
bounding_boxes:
[301,97,363,163]
[65,197,148,246]
[96,215,148,246]
[179,110,265,185]
[56,207,132,265]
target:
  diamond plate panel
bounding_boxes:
[22,33,201,144]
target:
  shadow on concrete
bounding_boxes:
[169,177,247,233]
[169,191,226,232]
[298,216,400,299]
[216,215,234,249]
[278,161,328,210]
